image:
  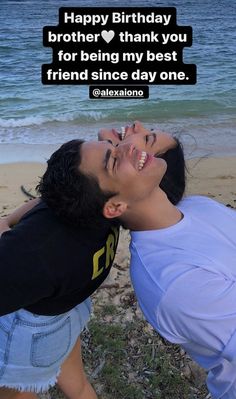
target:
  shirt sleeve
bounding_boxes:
[157,267,236,398]
[0,227,54,316]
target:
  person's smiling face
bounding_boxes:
[79,140,167,204]
[98,121,177,156]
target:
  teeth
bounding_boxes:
[120,126,125,140]
[138,151,147,170]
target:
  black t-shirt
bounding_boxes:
[0,201,119,316]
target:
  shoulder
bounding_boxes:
[178,195,215,209]
[179,195,232,211]
[20,200,61,228]
[178,195,236,222]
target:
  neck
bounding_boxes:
[122,189,183,231]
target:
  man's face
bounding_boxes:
[79,140,167,204]
[98,121,177,156]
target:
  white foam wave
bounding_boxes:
[0,111,105,128]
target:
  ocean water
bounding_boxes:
[0,0,236,159]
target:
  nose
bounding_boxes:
[115,142,135,157]
[133,120,143,132]
[124,121,143,138]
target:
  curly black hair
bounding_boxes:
[37,139,117,228]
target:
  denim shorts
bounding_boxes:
[0,298,91,393]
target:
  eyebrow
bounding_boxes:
[151,133,157,147]
[104,149,112,170]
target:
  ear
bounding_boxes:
[103,199,127,219]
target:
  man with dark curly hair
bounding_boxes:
[0,138,119,399]
[0,123,184,399]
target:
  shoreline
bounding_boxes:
[0,143,59,164]
[1,143,236,165]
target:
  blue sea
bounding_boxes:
[0,0,236,160]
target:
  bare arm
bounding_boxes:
[0,198,40,236]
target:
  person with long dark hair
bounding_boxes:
[53,136,235,399]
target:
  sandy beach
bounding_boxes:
[0,162,46,216]
[186,156,236,206]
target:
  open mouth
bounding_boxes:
[111,127,126,141]
[111,129,121,139]
[138,151,148,170]
[120,126,126,140]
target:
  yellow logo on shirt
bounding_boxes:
[92,226,119,280]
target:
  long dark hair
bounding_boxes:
[159,138,186,205]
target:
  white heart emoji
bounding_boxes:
[101,30,115,43]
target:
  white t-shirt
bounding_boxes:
[130,196,236,399]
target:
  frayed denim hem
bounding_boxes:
[0,367,61,393]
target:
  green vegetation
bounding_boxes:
[49,298,208,399]
[82,316,195,399]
